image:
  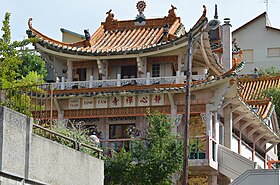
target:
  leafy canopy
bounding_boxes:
[105,112,183,185]
[0,12,40,88]
[264,88,280,122]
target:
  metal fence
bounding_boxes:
[0,84,54,123]
[0,84,103,158]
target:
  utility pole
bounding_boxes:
[182,30,193,185]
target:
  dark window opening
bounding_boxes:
[77,68,87,81]
[109,124,135,139]
[121,66,137,79]
[152,64,160,77]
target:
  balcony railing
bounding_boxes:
[51,74,206,90]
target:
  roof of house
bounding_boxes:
[233,12,280,34]
[60,28,85,39]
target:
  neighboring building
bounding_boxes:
[60,28,85,43]
[24,2,280,184]
[233,12,280,74]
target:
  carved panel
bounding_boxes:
[72,61,97,69]
[147,56,178,63]
[63,106,171,118]
[189,176,208,185]
[177,104,206,114]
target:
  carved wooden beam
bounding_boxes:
[233,112,250,125]
[97,59,106,76]
[247,126,260,138]
[137,57,146,75]
[254,132,267,143]
[260,138,274,148]
[240,119,257,131]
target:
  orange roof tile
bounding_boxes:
[246,100,273,119]
[27,5,186,55]
[238,75,280,101]
[238,75,280,119]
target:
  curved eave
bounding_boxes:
[35,35,189,60]
[237,96,280,142]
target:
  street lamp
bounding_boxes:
[182,15,220,185]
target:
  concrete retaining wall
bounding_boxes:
[0,106,104,185]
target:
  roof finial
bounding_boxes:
[203,5,207,17]
[135,1,147,26]
[136,1,146,14]
[28,18,33,29]
[214,4,218,19]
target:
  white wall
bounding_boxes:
[233,14,280,74]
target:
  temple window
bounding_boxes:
[152,64,160,77]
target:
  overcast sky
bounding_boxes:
[1,0,280,41]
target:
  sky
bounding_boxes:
[1,0,280,42]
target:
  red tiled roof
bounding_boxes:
[238,75,280,119]
[239,75,280,101]
[246,100,273,119]
[27,5,187,55]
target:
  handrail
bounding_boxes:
[33,124,102,158]
[51,76,181,90]
[100,138,141,142]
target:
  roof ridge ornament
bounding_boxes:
[104,9,117,30]
[135,1,147,26]
[136,1,146,13]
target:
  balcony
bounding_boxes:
[51,73,206,90]
[188,135,218,170]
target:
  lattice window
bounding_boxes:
[108,117,137,122]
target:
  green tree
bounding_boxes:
[18,51,47,79]
[257,66,280,77]
[105,112,183,185]
[0,12,38,88]
[264,88,280,122]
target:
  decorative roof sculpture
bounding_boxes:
[135,1,147,25]
[27,2,185,55]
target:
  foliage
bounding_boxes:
[18,51,47,79]
[257,66,280,77]
[264,88,280,122]
[17,71,44,86]
[105,112,183,185]
[0,12,39,88]
[34,120,100,157]
[0,12,47,117]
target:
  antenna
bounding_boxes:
[264,0,269,13]
[258,0,269,13]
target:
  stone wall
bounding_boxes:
[0,106,104,185]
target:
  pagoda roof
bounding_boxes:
[27,5,189,55]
